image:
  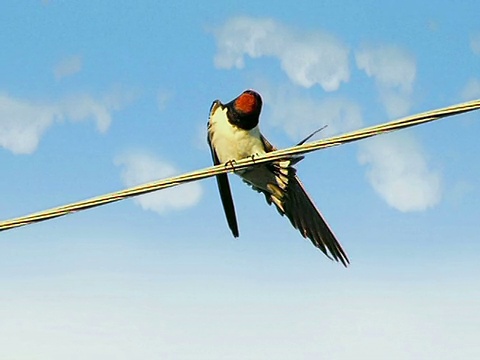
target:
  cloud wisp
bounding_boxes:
[353,44,441,211]
[212,16,350,91]
[471,33,480,56]
[212,20,442,212]
[259,85,363,140]
[358,133,442,212]
[53,55,83,81]
[461,78,480,101]
[0,90,132,155]
[356,44,416,119]
[115,152,202,215]
[157,88,173,112]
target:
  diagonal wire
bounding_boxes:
[1,98,479,232]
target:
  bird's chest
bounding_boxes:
[209,108,265,163]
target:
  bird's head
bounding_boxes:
[227,90,263,130]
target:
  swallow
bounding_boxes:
[207,90,349,266]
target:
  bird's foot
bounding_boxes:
[224,159,237,172]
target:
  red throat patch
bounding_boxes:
[234,92,257,114]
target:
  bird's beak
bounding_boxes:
[210,100,221,115]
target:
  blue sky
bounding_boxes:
[1,1,480,359]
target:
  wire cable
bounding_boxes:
[1,98,479,232]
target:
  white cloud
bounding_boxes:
[253,72,438,213]
[59,88,133,133]
[358,133,442,212]
[355,45,416,118]
[53,55,83,80]
[461,78,480,100]
[356,45,415,92]
[0,90,131,154]
[115,152,202,214]
[471,33,480,56]
[212,16,350,91]
[260,85,363,140]
[355,45,442,212]
[380,91,413,119]
[0,95,58,154]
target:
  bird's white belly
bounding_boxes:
[209,105,284,193]
[209,107,265,163]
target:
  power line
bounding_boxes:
[1,98,479,232]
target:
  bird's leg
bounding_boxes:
[224,159,237,172]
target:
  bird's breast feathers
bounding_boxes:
[209,105,266,163]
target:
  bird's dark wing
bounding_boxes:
[284,174,349,266]
[260,136,349,266]
[207,132,239,238]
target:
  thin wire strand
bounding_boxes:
[1,98,479,232]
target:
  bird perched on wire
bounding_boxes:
[207,89,349,266]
